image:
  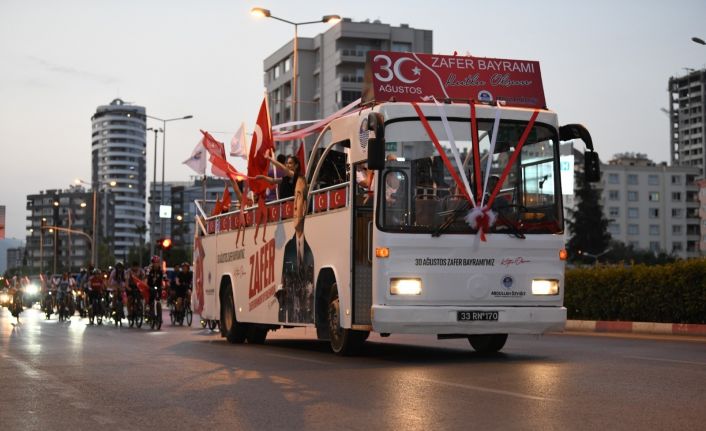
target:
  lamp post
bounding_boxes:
[692,36,705,46]
[75,178,98,267]
[145,114,193,251]
[146,127,162,257]
[250,7,340,136]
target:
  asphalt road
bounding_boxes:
[1,306,705,431]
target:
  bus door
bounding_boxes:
[352,162,373,326]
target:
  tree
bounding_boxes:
[566,174,611,263]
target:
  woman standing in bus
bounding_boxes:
[255,150,301,200]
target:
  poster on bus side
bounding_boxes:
[362,50,546,109]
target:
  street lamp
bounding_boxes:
[578,248,611,265]
[75,178,98,267]
[692,37,705,46]
[145,114,193,251]
[250,7,340,129]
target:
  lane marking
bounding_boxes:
[415,377,557,402]
[624,356,706,366]
[265,352,334,365]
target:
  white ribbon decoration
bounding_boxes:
[480,101,503,208]
[431,97,476,206]
[464,206,497,230]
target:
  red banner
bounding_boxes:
[363,51,546,109]
[281,201,294,219]
[314,193,328,212]
[329,188,346,209]
[267,204,281,222]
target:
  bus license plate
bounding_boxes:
[457,311,499,321]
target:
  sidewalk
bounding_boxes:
[566,320,706,337]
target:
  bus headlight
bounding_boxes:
[531,279,559,295]
[390,278,422,295]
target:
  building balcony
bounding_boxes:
[334,49,367,66]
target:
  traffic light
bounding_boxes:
[159,238,173,250]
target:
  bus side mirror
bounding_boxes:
[559,123,600,183]
[367,112,386,170]
[584,151,601,183]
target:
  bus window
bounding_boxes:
[382,170,408,226]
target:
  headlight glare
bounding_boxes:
[532,279,559,295]
[390,278,422,295]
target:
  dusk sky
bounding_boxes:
[1,0,705,240]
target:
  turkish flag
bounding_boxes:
[131,275,150,302]
[210,153,247,182]
[296,142,306,176]
[210,195,222,217]
[314,193,328,212]
[282,201,294,219]
[247,97,274,196]
[329,188,346,209]
[221,183,231,212]
[200,130,229,178]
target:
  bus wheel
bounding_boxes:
[246,325,268,344]
[220,284,246,344]
[467,334,508,354]
[327,284,368,355]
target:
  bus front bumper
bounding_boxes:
[371,305,566,335]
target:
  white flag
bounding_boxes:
[182,140,207,175]
[230,122,248,158]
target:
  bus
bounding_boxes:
[193,51,600,355]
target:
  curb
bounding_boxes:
[566,320,706,337]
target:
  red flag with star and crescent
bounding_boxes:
[247,97,275,196]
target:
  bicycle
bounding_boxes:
[183,296,193,327]
[111,291,124,327]
[127,293,144,329]
[88,292,103,325]
[146,285,162,330]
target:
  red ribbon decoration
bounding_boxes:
[477,208,491,242]
[485,110,539,208]
[411,103,473,204]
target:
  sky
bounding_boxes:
[1,0,705,240]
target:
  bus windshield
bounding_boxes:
[377,117,563,235]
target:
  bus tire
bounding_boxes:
[328,283,368,355]
[220,282,247,344]
[246,325,268,344]
[468,334,508,354]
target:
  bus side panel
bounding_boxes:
[195,232,220,321]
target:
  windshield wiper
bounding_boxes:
[433,200,527,239]
[433,200,470,237]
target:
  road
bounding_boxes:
[1,306,705,431]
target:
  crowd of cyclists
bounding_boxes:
[6,255,193,330]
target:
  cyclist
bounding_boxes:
[9,277,23,324]
[87,268,105,324]
[125,261,145,322]
[145,256,165,321]
[174,262,192,315]
[56,272,74,320]
[108,262,127,321]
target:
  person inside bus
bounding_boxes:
[255,149,301,200]
[278,175,314,323]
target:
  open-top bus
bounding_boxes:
[193,51,599,354]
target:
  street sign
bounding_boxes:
[159,205,172,219]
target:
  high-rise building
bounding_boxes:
[149,177,225,260]
[600,153,700,258]
[668,68,706,174]
[25,187,114,273]
[262,18,432,154]
[91,98,147,261]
